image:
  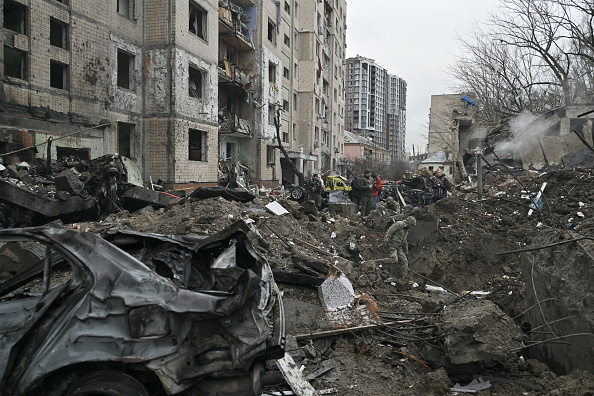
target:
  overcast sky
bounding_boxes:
[345,0,500,154]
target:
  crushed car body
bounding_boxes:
[0,221,285,396]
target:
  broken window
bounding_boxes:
[266,145,275,166]
[188,65,203,99]
[117,0,133,18]
[50,61,68,90]
[56,146,90,161]
[118,122,134,158]
[0,239,72,302]
[50,18,68,49]
[188,128,207,162]
[269,104,276,126]
[4,1,27,34]
[267,19,276,45]
[225,142,236,160]
[269,62,276,84]
[117,49,133,90]
[4,46,27,80]
[189,2,207,40]
[284,34,290,47]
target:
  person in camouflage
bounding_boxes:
[358,170,376,217]
[383,216,416,278]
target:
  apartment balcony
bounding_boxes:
[218,7,254,51]
[219,111,252,137]
[218,60,251,94]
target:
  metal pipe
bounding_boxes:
[476,150,483,198]
[42,246,51,294]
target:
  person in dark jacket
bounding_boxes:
[350,176,361,211]
[431,169,450,203]
[306,174,324,209]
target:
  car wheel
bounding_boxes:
[66,370,149,396]
[290,186,305,203]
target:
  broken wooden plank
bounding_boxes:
[276,353,320,396]
[291,254,330,274]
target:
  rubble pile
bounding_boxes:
[0,154,178,228]
[3,164,594,394]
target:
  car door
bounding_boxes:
[0,235,73,385]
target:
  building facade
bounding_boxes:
[1,0,346,188]
[345,56,406,162]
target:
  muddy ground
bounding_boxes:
[71,168,594,395]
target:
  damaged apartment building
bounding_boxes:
[0,0,347,189]
[422,93,594,180]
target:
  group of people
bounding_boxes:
[350,170,382,217]
[303,168,451,280]
[349,167,450,216]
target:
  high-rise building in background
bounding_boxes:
[0,0,347,188]
[345,56,407,162]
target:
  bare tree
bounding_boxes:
[450,0,594,121]
[273,107,304,186]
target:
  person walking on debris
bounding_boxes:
[372,171,382,211]
[431,169,450,203]
[306,174,324,209]
[350,175,361,211]
[358,170,376,218]
[383,216,416,278]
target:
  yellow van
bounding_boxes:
[324,175,352,192]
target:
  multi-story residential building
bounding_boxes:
[345,56,407,162]
[387,74,407,161]
[1,0,346,188]
[258,0,347,183]
[1,0,220,188]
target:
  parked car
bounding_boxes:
[324,175,352,192]
[0,221,285,396]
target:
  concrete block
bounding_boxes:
[55,169,85,195]
[540,136,568,166]
[319,274,355,311]
[327,201,356,217]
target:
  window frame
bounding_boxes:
[50,60,68,90]
[188,128,207,162]
[188,64,204,99]
[189,2,207,41]
[116,49,134,90]
[50,17,68,49]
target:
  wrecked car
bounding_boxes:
[0,221,285,396]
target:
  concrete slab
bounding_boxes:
[563,132,589,154]
[520,140,546,170]
[540,136,568,166]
